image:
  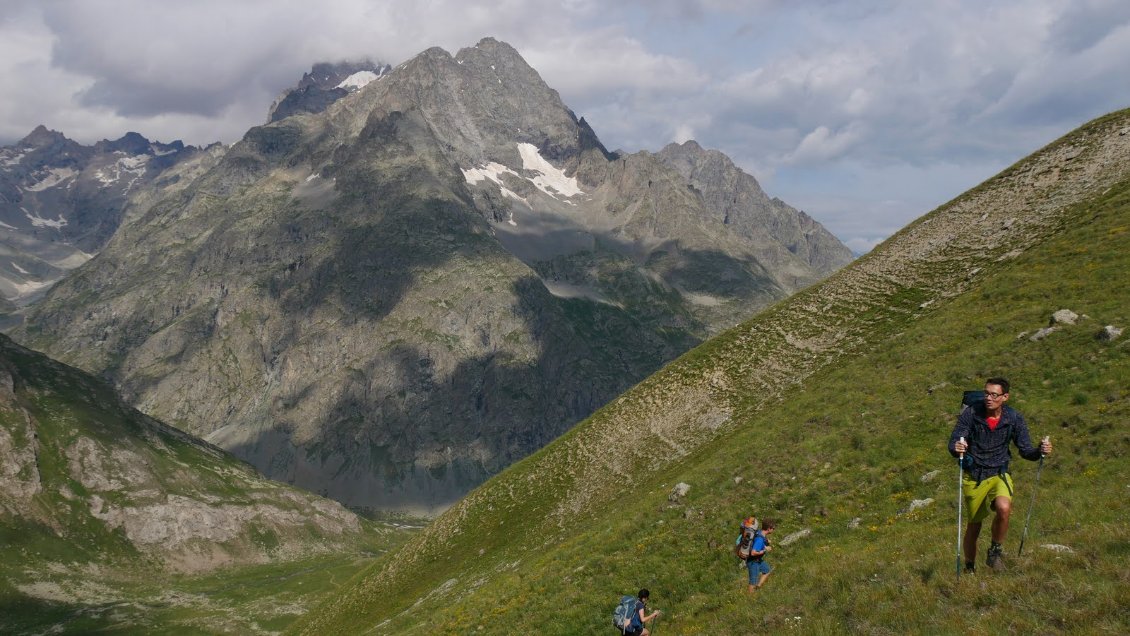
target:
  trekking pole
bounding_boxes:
[956,437,965,578]
[1018,436,1049,557]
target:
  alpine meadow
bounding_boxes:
[292,110,1130,634]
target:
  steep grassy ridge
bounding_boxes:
[293,111,1130,634]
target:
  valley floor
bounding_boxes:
[0,521,418,635]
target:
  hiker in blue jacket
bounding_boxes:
[746,519,775,592]
[623,588,660,636]
[950,377,1052,572]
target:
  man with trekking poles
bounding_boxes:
[949,377,1052,573]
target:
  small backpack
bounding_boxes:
[734,517,760,560]
[612,595,636,632]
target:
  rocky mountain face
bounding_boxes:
[267,60,393,123]
[656,140,853,274]
[0,126,219,323]
[0,333,361,573]
[14,38,851,514]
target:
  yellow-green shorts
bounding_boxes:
[962,472,1014,523]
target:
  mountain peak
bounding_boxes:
[455,37,532,69]
[268,59,390,123]
[97,131,151,155]
[299,60,389,90]
[469,36,519,56]
[19,125,69,149]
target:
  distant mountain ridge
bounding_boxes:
[0,126,218,320]
[13,38,852,514]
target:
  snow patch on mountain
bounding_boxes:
[463,143,582,206]
[517,143,582,198]
[25,167,77,192]
[15,280,52,297]
[461,162,530,211]
[22,207,67,229]
[1,151,25,167]
[463,161,515,186]
[119,154,150,171]
[95,154,150,189]
[337,71,379,90]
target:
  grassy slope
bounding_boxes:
[292,111,1130,634]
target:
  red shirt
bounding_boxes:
[986,415,1001,430]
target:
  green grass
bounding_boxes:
[290,114,1130,634]
[0,537,411,636]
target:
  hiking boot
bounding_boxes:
[964,561,976,574]
[986,542,1005,571]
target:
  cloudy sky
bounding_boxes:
[2,1,1129,253]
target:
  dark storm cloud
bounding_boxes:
[1048,0,1130,54]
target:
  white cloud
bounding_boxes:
[523,30,707,99]
[673,124,695,144]
[785,123,864,165]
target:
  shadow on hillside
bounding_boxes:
[226,268,707,511]
[0,593,124,634]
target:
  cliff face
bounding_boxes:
[656,140,855,275]
[15,38,851,514]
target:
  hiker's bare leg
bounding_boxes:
[963,521,982,564]
[757,572,770,588]
[991,496,1011,543]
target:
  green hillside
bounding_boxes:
[0,334,419,634]
[293,111,1130,634]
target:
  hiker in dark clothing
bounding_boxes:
[624,588,660,636]
[949,378,1052,572]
